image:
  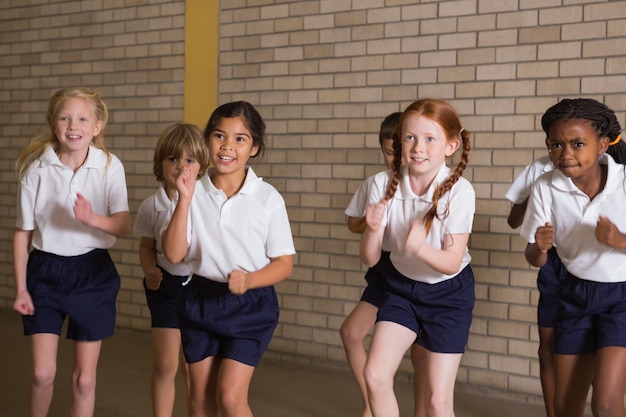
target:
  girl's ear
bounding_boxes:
[599,136,609,155]
[93,120,104,138]
[250,144,259,157]
[445,138,460,157]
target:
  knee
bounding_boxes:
[152,356,179,379]
[554,400,579,417]
[218,386,248,415]
[340,321,364,347]
[32,364,56,388]
[72,372,96,395]
[537,344,554,367]
[425,392,453,417]
[591,396,620,417]
[364,362,392,393]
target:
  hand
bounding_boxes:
[13,290,34,316]
[176,164,198,201]
[405,219,427,257]
[145,267,163,290]
[534,222,554,253]
[364,200,387,232]
[228,269,249,295]
[596,215,624,247]
[73,193,94,226]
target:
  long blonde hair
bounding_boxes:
[384,98,471,234]
[16,87,110,179]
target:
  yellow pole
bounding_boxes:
[184,0,218,127]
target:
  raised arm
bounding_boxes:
[359,200,386,267]
[162,165,196,263]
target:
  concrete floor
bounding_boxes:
[0,309,550,417]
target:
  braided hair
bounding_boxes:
[541,98,626,164]
[383,99,471,234]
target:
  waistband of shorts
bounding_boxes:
[31,248,109,262]
[191,274,228,287]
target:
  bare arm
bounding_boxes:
[228,255,294,295]
[138,236,163,290]
[507,197,528,229]
[162,165,196,263]
[359,201,386,267]
[13,229,34,315]
[524,222,553,267]
[347,216,366,234]
[73,193,131,237]
[596,215,626,249]
[405,221,469,275]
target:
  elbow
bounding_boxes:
[161,239,185,264]
[162,246,184,264]
[360,252,379,268]
[507,218,520,229]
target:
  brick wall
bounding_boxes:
[1,0,626,405]
[0,0,187,330]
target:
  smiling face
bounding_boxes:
[207,116,259,177]
[401,114,459,182]
[546,118,608,185]
[54,97,103,156]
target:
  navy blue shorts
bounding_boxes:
[554,274,626,355]
[536,247,568,327]
[144,267,189,329]
[22,249,121,341]
[377,265,474,354]
[360,251,391,308]
[178,276,279,367]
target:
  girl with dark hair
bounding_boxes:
[506,97,626,417]
[162,101,295,417]
[522,98,626,417]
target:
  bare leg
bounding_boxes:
[410,344,427,417]
[591,346,626,417]
[188,356,220,417]
[151,327,184,417]
[30,333,59,417]
[422,350,462,417]
[537,326,556,417]
[364,321,416,417]
[216,359,255,417]
[70,340,102,417]
[340,301,378,417]
[180,350,192,417]
[554,353,594,417]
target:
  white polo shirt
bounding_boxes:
[505,155,553,204]
[345,169,394,251]
[171,167,296,283]
[134,185,192,277]
[370,165,475,284]
[520,154,626,283]
[16,145,129,256]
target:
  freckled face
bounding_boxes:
[401,114,458,180]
